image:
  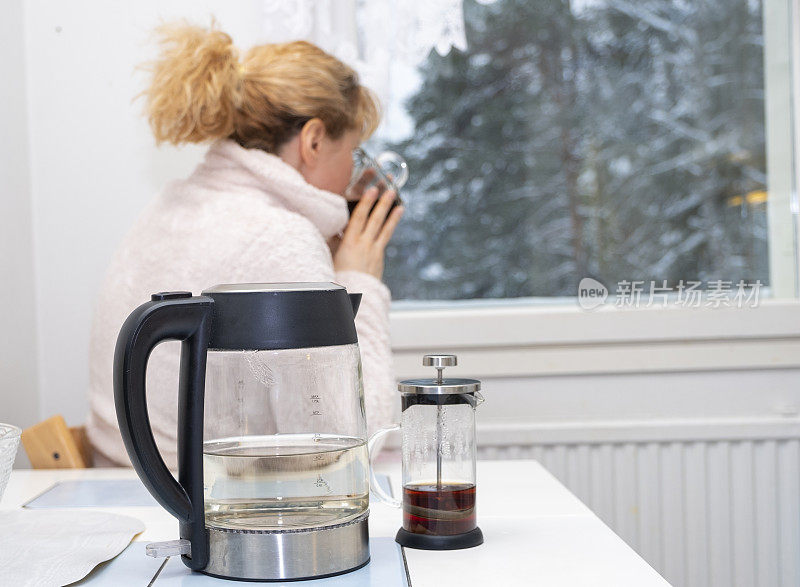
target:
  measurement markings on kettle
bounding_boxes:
[314,474,333,493]
[309,392,331,491]
[311,394,322,417]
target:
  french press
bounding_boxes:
[369,354,484,550]
[114,283,371,581]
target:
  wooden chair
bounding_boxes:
[21,415,93,469]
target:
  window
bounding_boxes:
[367,0,793,302]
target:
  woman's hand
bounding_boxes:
[333,186,404,280]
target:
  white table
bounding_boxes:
[2,460,670,586]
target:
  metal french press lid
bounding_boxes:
[398,354,481,395]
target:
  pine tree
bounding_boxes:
[383,0,766,300]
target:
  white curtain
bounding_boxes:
[260,0,470,139]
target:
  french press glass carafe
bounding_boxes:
[369,354,484,550]
[114,283,370,581]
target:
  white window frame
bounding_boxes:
[390,298,800,377]
[766,0,800,298]
[389,0,800,376]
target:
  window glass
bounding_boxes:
[373,0,768,301]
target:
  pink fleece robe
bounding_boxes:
[86,139,397,468]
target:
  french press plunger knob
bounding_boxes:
[423,354,456,382]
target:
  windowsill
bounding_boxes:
[389,296,800,378]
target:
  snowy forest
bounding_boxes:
[380,0,767,300]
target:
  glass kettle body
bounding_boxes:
[203,343,368,531]
[114,283,371,581]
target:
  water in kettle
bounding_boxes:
[203,434,369,530]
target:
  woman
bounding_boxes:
[86,23,403,468]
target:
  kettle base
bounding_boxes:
[396,526,484,550]
[202,511,370,581]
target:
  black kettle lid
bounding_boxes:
[200,282,361,351]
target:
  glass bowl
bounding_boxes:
[0,423,21,503]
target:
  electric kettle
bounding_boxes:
[114,283,371,581]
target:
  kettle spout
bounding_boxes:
[349,293,363,317]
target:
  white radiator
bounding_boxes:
[477,419,800,587]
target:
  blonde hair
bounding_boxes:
[141,21,381,152]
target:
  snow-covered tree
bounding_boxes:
[383,0,767,300]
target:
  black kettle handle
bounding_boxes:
[113,292,213,570]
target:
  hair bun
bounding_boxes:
[139,22,380,152]
[142,21,241,145]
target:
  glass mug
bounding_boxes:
[346,148,409,216]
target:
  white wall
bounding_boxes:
[21,0,268,426]
[0,0,39,461]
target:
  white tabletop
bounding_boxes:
[1,460,670,586]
